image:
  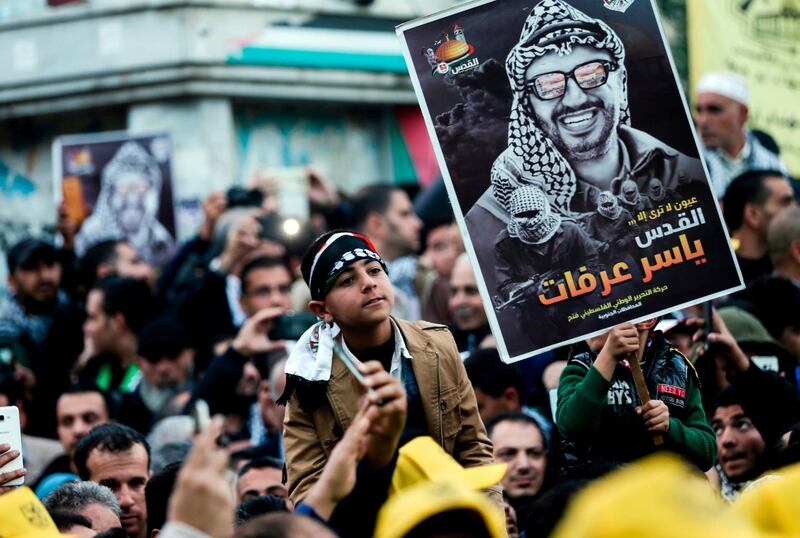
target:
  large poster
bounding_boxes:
[398,0,743,362]
[688,0,800,176]
[53,132,176,266]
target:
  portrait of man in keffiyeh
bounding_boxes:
[463,0,704,306]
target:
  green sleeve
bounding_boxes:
[665,371,717,471]
[556,363,612,441]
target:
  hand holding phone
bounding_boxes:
[0,406,25,488]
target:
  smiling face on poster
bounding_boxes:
[398,0,743,362]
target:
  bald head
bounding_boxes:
[449,254,488,332]
[768,205,800,270]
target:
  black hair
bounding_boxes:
[350,184,399,231]
[235,513,327,538]
[299,230,345,288]
[58,383,115,420]
[79,239,123,291]
[145,461,182,536]
[95,528,129,538]
[485,411,546,447]
[73,423,151,480]
[722,169,786,231]
[240,256,292,295]
[235,496,289,526]
[0,369,21,404]
[522,479,590,538]
[92,277,156,334]
[739,275,800,340]
[48,510,93,533]
[237,456,284,479]
[464,348,525,401]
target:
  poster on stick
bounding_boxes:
[397,0,743,362]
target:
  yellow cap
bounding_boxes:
[375,480,507,538]
[0,487,62,538]
[551,454,764,538]
[732,461,800,535]
[391,436,507,494]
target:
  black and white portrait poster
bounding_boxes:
[53,131,176,267]
[397,0,743,362]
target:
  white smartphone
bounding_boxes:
[191,399,211,434]
[0,406,24,486]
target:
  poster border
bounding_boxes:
[51,130,172,207]
[397,0,744,363]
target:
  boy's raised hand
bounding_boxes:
[602,323,640,360]
[594,323,641,381]
[356,360,407,470]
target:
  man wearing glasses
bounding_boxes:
[464,0,704,307]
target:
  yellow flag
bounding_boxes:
[688,0,800,175]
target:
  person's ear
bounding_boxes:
[96,263,113,279]
[308,300,333,324]
[502,386,520,408]
[739,104,749,126]
[790,239,800,265]
[111,312,128,333]
[365,212,385,238]
[743,202,763,230]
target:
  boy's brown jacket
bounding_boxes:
[283,319,503,506]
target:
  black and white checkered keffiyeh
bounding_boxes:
[491,0,630,216]
[508,185,562,245]
[596,190,623,220]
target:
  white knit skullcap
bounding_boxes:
[696,71,749,107]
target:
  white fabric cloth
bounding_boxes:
[285,318,412,383]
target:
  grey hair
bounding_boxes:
[44,481,121,517]
[768,205,800,267]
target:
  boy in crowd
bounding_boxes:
[280,231,498,507]
[556,320,716,477]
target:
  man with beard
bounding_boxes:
[1,239,64,369]
[465,0,704,296]
[486,412,549,514]
[74,424,151,538]
[352,184,425,320]
[116,316,195,434]
[695,71,788,198]
[75,141,175,267]
[1,238,85,435]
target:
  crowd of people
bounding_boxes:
[0,61,799,538]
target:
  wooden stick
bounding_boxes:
[628,351,664,446]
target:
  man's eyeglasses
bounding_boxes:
[526,60,618,101]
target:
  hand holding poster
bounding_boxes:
[54,132,176,267]
[397,0,743,362]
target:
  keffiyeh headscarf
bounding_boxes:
[508,185,561,245]
[618,178,641,206]
[648,178,666,202]
[492,0,630,215]
[597,190,623,220]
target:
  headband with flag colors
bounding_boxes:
[304,232,388,300]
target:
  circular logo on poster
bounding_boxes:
[436,62,449,74]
